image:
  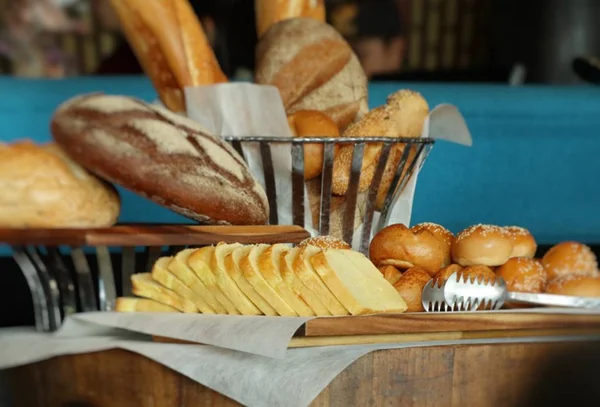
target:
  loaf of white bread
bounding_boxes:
[117,242,407,316]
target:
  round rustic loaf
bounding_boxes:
[51,93,269,225]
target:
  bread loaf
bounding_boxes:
[51,94,268,226]
[255,0,326,38]
[131,273,198,313]
[0,140,120,228]
[256,18,368,130]
[115,297,179,313]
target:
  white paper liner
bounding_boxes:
[1,326,599,407]
[183,85,473,248]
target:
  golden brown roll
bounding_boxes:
[332,90,429,197]
[109,0,227,113]
[369,223,446,276]
[392,267,432,312]
[378,265,403,285]
[433,264,465,286]
[541,242,598,281]
[255,0,326,38]
[546,275,600,297]
[297,235,351,250]
[411,222,455,268]
[434,264,495,285]
[0,140,120,228]
[504,226,537,258]
[495,257,547,293]
[452,224,513,267]
[287,110,340,180]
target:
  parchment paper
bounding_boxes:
[184,85,473,249]
[2,327,599,407]
[65,312,312,358]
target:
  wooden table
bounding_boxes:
[7,338,600,407]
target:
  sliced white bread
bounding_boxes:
[115,297,179,313]
[211,243,262,315]
[281,248,331,316]
[224,245,278,316]
[293,246,350,315]
[169,249,224,314]
[151,256,215,314]
[131,273,198,313]
[257,244,315,316]
[187,246,240,315]
[310,249,408,315]
[239,244,298,316]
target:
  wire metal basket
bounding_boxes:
[225,136,435,254]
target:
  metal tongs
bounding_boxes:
[421,271,600,312]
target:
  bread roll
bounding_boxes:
[256,0,326,38]
[541,242,598,281]
[392,267,431,312]
[297,235,351,250]
[255,18,368,130]
[411,223,455,268]
[287,110,340,180]
[369,223,446,276]
[378,265,402,285]
[109,0,226,113]
[452,224,513,267]
[0,140,120,228]
[546,275,600,297]
[495,257,547,293]
[332,90,429,199]
[51,94,268,225]
[504,226,537,258]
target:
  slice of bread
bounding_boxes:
[281,248,331,316]
[131,273,198,313]
[151,256,215,314]
[310,249,407,315]
[168,249,224,314]
[258,244,315,316]
[115,297,179,313]
[211,243,262,315]
[224,245,278,316]
[239,244,298,316]
[187,246,241,315]
[293,246,349,315]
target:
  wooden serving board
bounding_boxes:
[0,224,310,246]
[153,312,600,348]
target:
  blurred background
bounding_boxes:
[1,0,599,84]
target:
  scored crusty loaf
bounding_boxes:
[51,93,268,226]
[109,0,226,113]
[257,244,315,316]
[0,140,120,228]
[168,249,225,314]
[293,246,349,315]
[281,248,331,316]
[211,243,262,315]
[310,249,407,315]
[255,0,325,38]
[255,18,368,130]
[224,246,278,316]
[151,256,215,314]
[131,273,198,313]
[187,246,240,314]
[115,297,180,313]
[239,244,298,316]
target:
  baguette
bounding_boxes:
[168,249,225,314]
[109,0,226,113]
[224,246,278,316]
[292,246,349,315]
[257,244,315,316]
[187,246,241,315]
[211,243,262,315]
[131,273,198,313]
[310,250,407,315]
[151,256,215,314]
[115,297,180,313]
[239,244,298,316]
[281,247,331,316]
